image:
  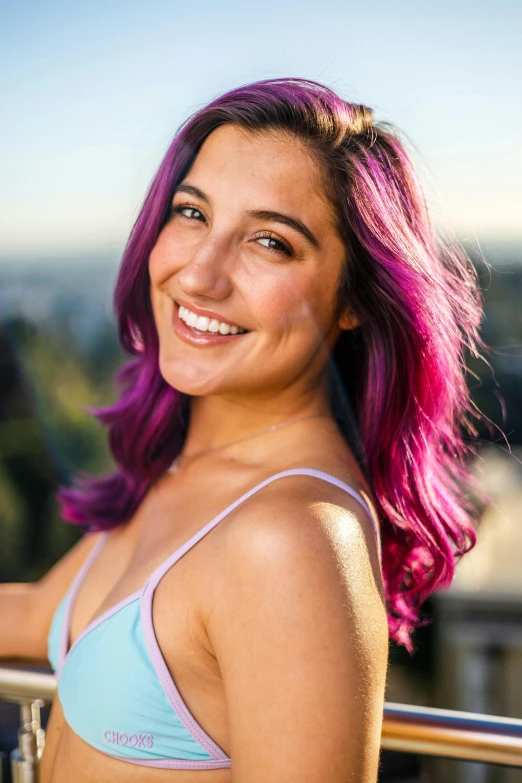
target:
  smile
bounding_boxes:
[178,305,248,335]
[172,301,250,347]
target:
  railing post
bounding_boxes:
[10,699,44,783]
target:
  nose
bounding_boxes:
[177,234,234,301]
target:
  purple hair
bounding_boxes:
[56,77,485,650]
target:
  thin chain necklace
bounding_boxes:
[167,413,331,475]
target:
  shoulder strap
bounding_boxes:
[58,532,109,667]
[146,468,380,591]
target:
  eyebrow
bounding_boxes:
[175,184,209,202]
[247,210,319,249]
[174,183,320,250]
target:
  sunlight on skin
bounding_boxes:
[148,126,355,409]
[38,124,385,783]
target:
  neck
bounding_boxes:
[182,381,332,461]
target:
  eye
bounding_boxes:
[254,232,293,257]
[172,204,206,222]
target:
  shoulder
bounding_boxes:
[221,471,381,585]
[211,471,385,634]
[205,473,388,778]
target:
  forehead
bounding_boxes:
[183,124,337,229]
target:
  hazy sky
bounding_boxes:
[2,0,521,261]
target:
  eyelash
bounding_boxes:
[171,203,294,258]
[172,204,205,221]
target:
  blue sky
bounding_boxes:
[1,0,521,261]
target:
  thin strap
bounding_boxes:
[57,532,109,670]
[147,468,380,591]
[140,469,380,761]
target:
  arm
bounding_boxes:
[0,532,104,661]
[209,488,389,782]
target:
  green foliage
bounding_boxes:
[0,315,124,581]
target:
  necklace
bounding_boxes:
[167,413,330,475]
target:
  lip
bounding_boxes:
[172,300,250,347]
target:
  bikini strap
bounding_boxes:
[139,469,381,759]
[146,468,380,592]
[58,532,109,669]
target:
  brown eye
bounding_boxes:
[255,233,293,257]
[173,205,206,222]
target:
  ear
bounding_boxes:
[338,307,360,331]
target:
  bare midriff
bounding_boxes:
[40,698,232,783]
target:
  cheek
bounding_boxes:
[253,273,338,337]
[148,245,165,288]
[148,228,184,284]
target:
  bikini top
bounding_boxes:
[47,468,381,770]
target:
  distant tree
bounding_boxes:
[0,318,60,579]
[0,315,122,580]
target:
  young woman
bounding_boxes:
[0,78,483,782]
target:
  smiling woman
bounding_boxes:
[149,125,352,398]
[0,77,485,783]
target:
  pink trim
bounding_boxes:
[138,467,379,764]
[63,591,142,664]
[140,584,230,762]
[56,468,379,764]
[148,468,379,590]
[103,748,231,769]
[57,533,109,675]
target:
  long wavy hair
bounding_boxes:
[57,77,485,650]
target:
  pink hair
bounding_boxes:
[57,78,485,650]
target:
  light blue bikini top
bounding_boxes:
[48,468,381,770]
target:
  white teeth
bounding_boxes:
[178,303,245,335]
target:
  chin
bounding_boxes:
[157,353,229,397]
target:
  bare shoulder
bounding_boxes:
[207,473,388,780]
[220,471,383,601]
[211,471,387,650]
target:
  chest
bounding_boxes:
[56,480,234,760]
[66,479,232,712]
[68,474,240,644]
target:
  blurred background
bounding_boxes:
[1,1,521,781]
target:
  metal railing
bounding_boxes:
[382,702,522,768]
[0,667,51,782]
[1,665,521,780]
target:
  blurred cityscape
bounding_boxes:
[1,243,521,782]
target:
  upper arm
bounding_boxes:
[209,488,388,782]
